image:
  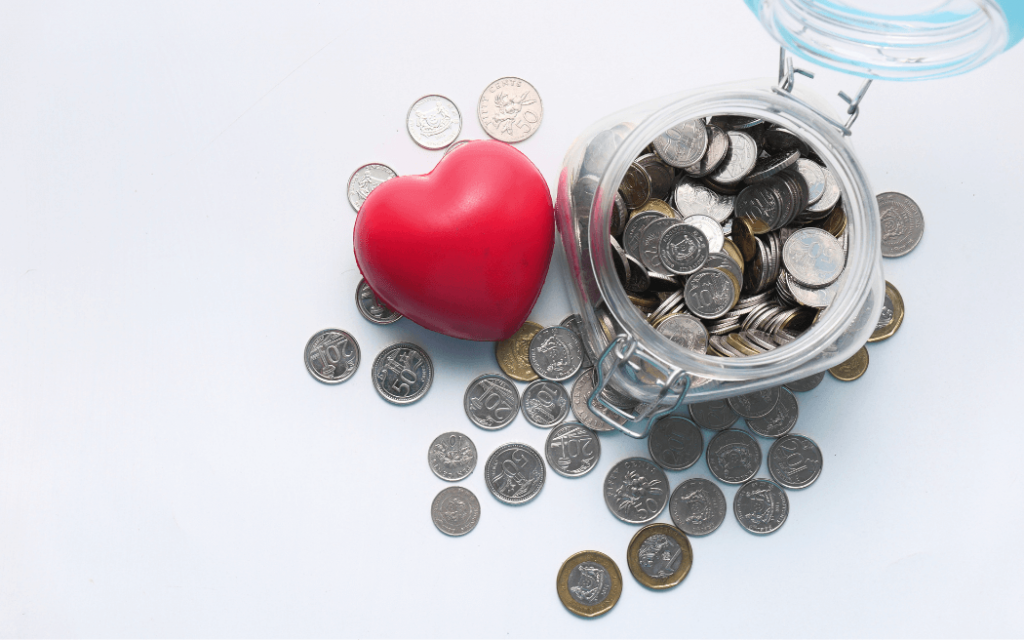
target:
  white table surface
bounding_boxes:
[2,1,1023,637]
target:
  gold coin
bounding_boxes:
[632,198,676,218]
[627,293,659,313]
[817,201,847,238]
[494,320,542,382]
[731,216,756,261]
[721,239,745,273]
[626,523,693,590]
[556,550,623,617]
[727,332,759,356]
[713,266,742,308]
[829,345,869,381]
[868,280,905,343]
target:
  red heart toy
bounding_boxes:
[353,140,554,341]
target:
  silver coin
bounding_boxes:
[706,252,743,286]
[442,139,472,157]
[681,214,725,252]
[656,314,708,353]
[793,158,826,204]
[804,166,841,214]
[768,434,823,489]
[355,278,402,325]
[371,342,433,404]
[735,182,783,233]
[688,399,740,431]
[652,119,708,168]
[428,432,478,481]
[647,416,703,471]
[733,478,789,534]
[545,422,601,478]
[728,386,780,419]
[669,478,727,536]
[746,387,799,438]
[347,163,397,212]
[406,95,462,150]
[878,191,925,257]
[529,326,583,382]
[560,314,593,370]
[484,443,545,505]
[787,269,845,309]
[639,216,680,275]
[623,211,663,262]
[743,150,800,184]
[784,372,825,393]
[464,374,520,430]
[304,329,360,384]
[682,124,730,178]
[477,77,543,143]
[683,268,735,320]
[673,176,735,223]
[431,486,480,536]
[570,370,620,433]
[636,153,676,201]
[603,458,669,524]
[522,380,571,428]
[783,228,845,288]
[706,429,762,484]
[658,223,709,276]
[567,561,612,606]
[707,131,757,186]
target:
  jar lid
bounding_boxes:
[745,0,1023,80]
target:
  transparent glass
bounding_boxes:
[554,79,885,419]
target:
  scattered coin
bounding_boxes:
[355,278,402,325]
[304,329,360,384]
[746,387,799,438]
[407,95,462,150]
[529,326,584,382]
[603,458,670,524]
[868,280,905,342]
[495,321,543,382]
[784,371,825,393]
[706,429,762,484]
[347,163,397,213]
[484,443,545,505]
[829,345,869,381]
[371,342,433,404]
[728,386,780,419]
[768,434,823,489]
[733,478,789,534]
[431,486,480,536]
[669,478,728,536]
[560,314,594,369]
[477,77,543,144]
[463,373,520,430]
[545,422,601,478]
[521,380,571,428]
[626,523,693,590]
[647,416,703,471]
[652,119,708,168]
[428,432,477,481]
[878,191,924,258]
[688,399,740,431]
[556,551,622,618]
[570,369,621,432]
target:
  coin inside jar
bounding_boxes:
[556,551,622,618]
[658,223,709,275]
[626,523,693,590]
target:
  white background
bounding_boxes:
[2,1,1023,637]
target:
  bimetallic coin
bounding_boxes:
[529,326,584,382]
[878,191,924,257]
[670,478,727,536]
[304,329,360,384]
[495,321,543,382]
[652,119,708,168]
[545,422,601,478]
[681,214,725,252]
[733,478,789,534]
[689,399,740,431]
[656,314,709,353]
[521,380,571,428]
[347,163,397,212]
[674,177,735,223]
[784,371,825,393]
[684,268,735,320]
[746,387,799,438]
[355,278,402,325]
[829,345,869,381]
[728,386,780,419]
[647,417,703,471]
[768,434,823,489]
[477,77,543,143]
[428,432,477,481]
[407,95,462,150]
[464,374,520,430]
[782,228,845,288]
[706,429,762,484]
[560,314,593,369]
[557,551,622,618]
[603,458,669,524]
[658,223,709,276]
[484,443,545,505]
[570,369,621,433]
[371,342,433,404]
[626,524,693,590]
[869,280,905,342]
[682,123,730,178]
[431,486,480,536]
[707,130,757,186]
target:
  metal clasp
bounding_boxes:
[773,47,872,136]
[586,334,690,439]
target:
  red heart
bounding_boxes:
[353,140,554,341]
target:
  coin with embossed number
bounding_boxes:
[545,422,601,478]
[603,458,669,524]
[653,119,708,168]
[464,374,520,430]
[428,432,477,481]
[495,321,542,382]
[670,478,727,536]
[557,551,622,618]
[484,442,546,505]
[407,95,462,150]
[355,278,402,325]
[746,387,799,438]
[688,399,740,431]
[728,386,780,419]
[706,429,761,484]
[733,478,789,534]
[529,326,583,382]
[521,380,571,428]
[347,163,397,212]
[768,434,823,489]
[477,77,543,143]
[648,416,703,471]
[878,191,924,257]
[684,268,735,320]
[431,486,480,536]
[304,329,360,384]
[626,523,693,590]
[372,342,433,404]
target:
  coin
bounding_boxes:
[626,523,693,590]
[688,399,740,431]
[652,119,708,168]
[743,150,800,184]
[658,223,709,275]
[784,371,825,393]
[669,477,727,536]
[878,191,924,257]
[684,268,735,320]
[477,77,543,143]
[545,422,601,478]
[407,95,461,150]
[674,177,735,223]
[636,154,676,201]
[521,380,571,428]
[603,457,669,524]
[556,551,622,618]
[484,443,545,505]
[431,486,480,536]
[707,130,757,186]
[463,373,520,430]
[620,162,652,209]
[647,416,703,471]
[681,214,725,253]
[623,211,664,261]
[560,314,594,369]
[655,314,709,353]
[728,386,780,418]
[633,198,675,218]
[706,429,762,484]
[733,478,789,534]
[304,329,360,384]
[768,434,823,489]
[347,163,397,212]
[529,326,584,382]
[746,387,799,438]
[735,182,783,234]
[428,432,477,481]
[371,342,433,404]
[782,228,845,288]
[793,158,826,204]
[638,216,680,275]
[829,345,869,381]
[868,280,905,342]
[355,278,402,325]
[495,321,543,382]
[682,123,730,178]
[570,369,620,433]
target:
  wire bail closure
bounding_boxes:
[773,47,872,136]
